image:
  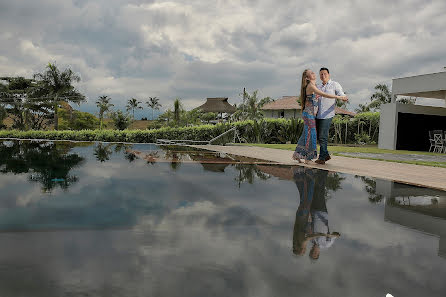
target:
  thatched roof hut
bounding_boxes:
[197,97,236,114]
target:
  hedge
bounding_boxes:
[0,113,379,144]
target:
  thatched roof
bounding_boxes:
[197,97,236,113]
[261,96,357,117]
[262,96,301,110]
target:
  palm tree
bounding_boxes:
[146,96,162,120]
[173,98,183,125]
[95,95,114,129]
[126,98,142,119]
[33,62,85,130]
[245,90,263,120]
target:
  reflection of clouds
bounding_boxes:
[0,144,445,296]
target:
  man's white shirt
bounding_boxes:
[316,79,345,119]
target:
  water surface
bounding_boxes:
[0,140,444,297]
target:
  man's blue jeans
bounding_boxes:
[316,118,332,160]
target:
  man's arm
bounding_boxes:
[334,82,345,96]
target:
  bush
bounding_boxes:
[110,110,132,130]
[58,108,100,130]
[354,132,371,145]
[330,112,380,144]
[0,118,305,144]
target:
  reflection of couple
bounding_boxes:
[292,167,340,260]
[293,68,348,164]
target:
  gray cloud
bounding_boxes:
[1,0,445,118]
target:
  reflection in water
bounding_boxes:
[0,140,445,296]
[356,175,384,203]
[370,179,446,259]
[128,148,273,186]
[93,143,113,162]
[292,167,340,260]
[0,140,84,192]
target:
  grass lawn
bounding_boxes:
[238,143,446,168]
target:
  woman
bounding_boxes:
[293,69,348,163]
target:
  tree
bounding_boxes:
[110,110,132,130]
[146,96,162,120]
[368,83,415,111]
[126,98,142,119]
[173,98,183,125]
[368,84,392,110]
[258,96,274,109]
[201,112,218,124]
[234,89,264,121]
[95,95,114,129]
[33,62,86,130]
[0,76,53,130]
[355,103,370,113]
[0,104,6,129]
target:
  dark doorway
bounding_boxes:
[396,112,446,151]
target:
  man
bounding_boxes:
[315,67,347,165]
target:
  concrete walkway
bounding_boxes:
[191,145,446,191]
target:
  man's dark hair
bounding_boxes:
[319,67,329,73]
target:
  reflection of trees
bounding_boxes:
[234,164,270,187]
[0,140,84,192]
[356,176,384,203]
[94,143,113,162]
[325,172,345,199]
[124,150,137,163]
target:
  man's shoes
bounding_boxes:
[315,155,330,165]
[315,159,326,165]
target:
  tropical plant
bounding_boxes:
[95,95,114,129]
[201,112,218,124]
[234,89,265,121]
[173,98,183,125]
[355,103,370,113]
[110,110,132,130]
[33,62,85,130]
[58,108,100,130]
[146,96,162,120]
[126,98,143,119]
[368,83,415,111]
[0,76,53,130]
[0,104,6,129]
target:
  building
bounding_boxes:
[261,96,356,119]
[196,97,236,114]
[378,71,446,151]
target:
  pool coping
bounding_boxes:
[190,144,446,191]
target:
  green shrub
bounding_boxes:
[0,118,305,144]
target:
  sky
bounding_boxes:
[1,0,446,119]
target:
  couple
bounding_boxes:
[292,67,348,164]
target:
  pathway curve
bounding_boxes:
[190,145,446,191]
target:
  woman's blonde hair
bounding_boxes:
[299,69,310,111]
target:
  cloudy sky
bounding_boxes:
[1,0,446,118]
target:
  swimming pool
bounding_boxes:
[0,140,445,297]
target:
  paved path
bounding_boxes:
[337,152,446,162]
[191,145,446,191]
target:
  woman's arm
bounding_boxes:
[307,83,348,101]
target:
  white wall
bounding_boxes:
[262,109,302,119]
